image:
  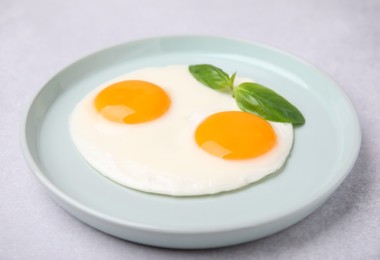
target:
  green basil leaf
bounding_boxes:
[189,64,231,90]
[229,72,237,88]
[234,82,305,125]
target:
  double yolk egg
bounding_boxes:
[94,79,276,160]
[70,66,293,196]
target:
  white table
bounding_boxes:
[1,0,379,258]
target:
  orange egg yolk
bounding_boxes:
[195,111,277,160]
[94,80,171,124]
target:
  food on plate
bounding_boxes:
[69,65,303,196]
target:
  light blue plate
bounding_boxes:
[21,36,361,249]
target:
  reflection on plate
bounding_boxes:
[21,36,361,249]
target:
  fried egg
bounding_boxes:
[69,65,293,196]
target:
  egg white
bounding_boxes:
[69,65,293,196]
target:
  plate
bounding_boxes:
[21,36,361,249]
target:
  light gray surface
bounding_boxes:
[1,0,379,259]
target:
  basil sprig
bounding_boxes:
[189,64,305,125]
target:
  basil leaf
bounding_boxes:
[229,72,237,88]
[234,82,305,125]
[189,64,231,90]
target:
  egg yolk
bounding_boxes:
[94,80,171,124]
[195,111,277,160]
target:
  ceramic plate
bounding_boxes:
[21,36,361,249]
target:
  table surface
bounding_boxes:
[1,0,379,259]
